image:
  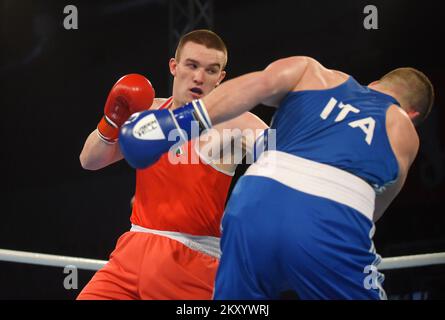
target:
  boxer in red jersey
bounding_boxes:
[77,30,267,299]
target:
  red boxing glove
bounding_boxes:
[97,74,155,143]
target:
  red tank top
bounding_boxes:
[130,98,233,237]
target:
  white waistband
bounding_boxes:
[245,151,376,221]
[130,224,221,259]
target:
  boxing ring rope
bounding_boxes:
[0,248,444,271]
[0,249,106,271]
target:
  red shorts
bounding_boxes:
[77,231,219,300]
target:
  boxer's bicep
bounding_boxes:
[261,56,310,107]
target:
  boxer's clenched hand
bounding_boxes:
[97,74,155,144]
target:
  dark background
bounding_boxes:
[0,0,444,299]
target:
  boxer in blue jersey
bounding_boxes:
[118,57,434,299]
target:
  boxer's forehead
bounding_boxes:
[179,42,225,69]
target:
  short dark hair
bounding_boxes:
[381,67,434,124]
[175,29,228,69]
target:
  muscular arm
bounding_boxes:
[79,98,166,170]
[198,112,268,170]
[374,174,407,222]
[79,130,124,170]
[203,56,310,125]
[373,106,420,221]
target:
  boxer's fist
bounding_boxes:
[97,74,155,143]
[119,99,211,169]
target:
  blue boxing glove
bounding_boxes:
[119,99,211,169]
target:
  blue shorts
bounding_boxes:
[214,175,385,300]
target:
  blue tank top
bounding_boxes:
[269,76,400,191]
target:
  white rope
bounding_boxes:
[0,248,444,271]
[378,252,445,270]
[0,249,106,271]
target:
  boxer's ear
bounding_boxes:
[216,70,226,87]
[169,58,177,77]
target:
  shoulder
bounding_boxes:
[267,56,333,75]
[387,105,419,145]
[267,56,318,68]
[386,105,419,166]
[268,57,348,92]
[374,106,419,221]
[264,56,314,79]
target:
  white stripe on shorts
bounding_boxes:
[130,224,221,259]
[245,151,376,221]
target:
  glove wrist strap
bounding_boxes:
[191,99,212,131]
[97,115,119,144]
